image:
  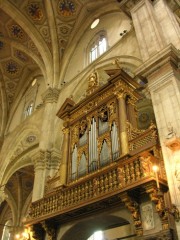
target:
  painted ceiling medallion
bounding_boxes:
[58,0,76,17]
[6,61,19,75]
[26,2,43,21]
[10,24,24,39]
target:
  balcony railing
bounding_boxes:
[28,146,166,223]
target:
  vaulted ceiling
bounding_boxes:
[0,0,121,109]
[0,0,179,132]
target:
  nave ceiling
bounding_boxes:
[0,0,179,113]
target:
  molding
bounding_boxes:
[135,44,180,78]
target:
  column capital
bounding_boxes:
[32,149,61,170]
[62,127,70,134]
[42,87,60,103]
[114,89,127,99]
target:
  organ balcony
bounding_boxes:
[26,69,169,237]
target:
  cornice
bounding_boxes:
[135,44,180,78]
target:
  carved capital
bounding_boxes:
[32,150,61,170]
[62,127,70,135]
[32,151,45,170]
[114,89,127,99]
[42,88,60,103]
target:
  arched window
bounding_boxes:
[89,32,107,63]
[24,101,34,119]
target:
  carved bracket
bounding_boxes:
[120,192,143,236]
[146,188,169,230]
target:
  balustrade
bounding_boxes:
[29,149,163,220]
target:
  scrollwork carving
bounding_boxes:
[147,188,169,230]
[98,105,108,122]
[120,193,143,236]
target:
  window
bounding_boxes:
[89,32,107,63]
[87,231,104,240]
[24,101,34,119]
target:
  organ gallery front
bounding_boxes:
[26,69,178,240]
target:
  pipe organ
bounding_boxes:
[57,69,141,183]
[27,69,173,239]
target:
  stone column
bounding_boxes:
[136,44,180,238]
[31,88,60,201]
[40,87,60,150]
[116,91,129,155]
[153,0,180,49]
[59,127,70,186]
[32,151,46,202]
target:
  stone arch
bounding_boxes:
[0,125,40,185]
[1,165,34,229]
[59,208,135,240]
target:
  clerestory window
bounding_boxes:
[24,101,34,119]
[89,32,107,63]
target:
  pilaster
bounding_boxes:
[130,0,166,61]
[135,44,180,238]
